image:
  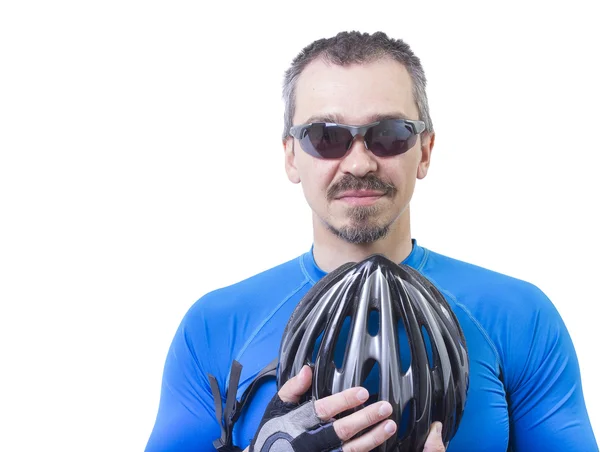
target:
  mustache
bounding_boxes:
[327,174,397,201]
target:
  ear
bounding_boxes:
[284,138,301,184]
[417,132,435,179]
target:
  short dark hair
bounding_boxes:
[282,31,433,140]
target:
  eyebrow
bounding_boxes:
[304,112,411,125]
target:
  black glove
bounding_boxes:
[249,393,343,452]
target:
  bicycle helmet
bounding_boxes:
[277,254,469,451]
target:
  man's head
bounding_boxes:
[282,31,435,245]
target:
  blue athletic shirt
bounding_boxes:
[145,240,598,451]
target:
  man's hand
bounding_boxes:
[245,365,446,451]
[423,422,446,452]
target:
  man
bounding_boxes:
[145,31,597,451]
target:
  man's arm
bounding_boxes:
[506,287,598,451]
[145,306,221,451]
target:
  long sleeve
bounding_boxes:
[145,306,222,452]
[505,289,597,451]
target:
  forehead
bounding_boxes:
[293,57,418,125]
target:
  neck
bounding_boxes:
[312,209,414,273]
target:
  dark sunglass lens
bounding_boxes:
[301,124,352,159]
[366,120,417,157]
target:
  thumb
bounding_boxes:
[278,365,312,404]
[423,422,445,452]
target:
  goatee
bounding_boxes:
[326,205,391,244]
[325,174,396,244]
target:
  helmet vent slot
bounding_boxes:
[311,329,324,363]
[333,315,352,369]
[421,325,434,369]
[361,358,380,405]
[397,398,414,441]
[367,308,380,336]
[397,318,411,374]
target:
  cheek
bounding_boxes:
[384,159,419,193]
[299,158,338,194]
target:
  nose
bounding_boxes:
[338,136,378,177]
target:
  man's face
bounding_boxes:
[284,57,433,244]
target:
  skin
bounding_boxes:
[277,57,443,451]
[284,57,434,272]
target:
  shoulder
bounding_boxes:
[186,253,310,321]
[419,248,556,316]
[174,254,311,374]
[417,247,568,382]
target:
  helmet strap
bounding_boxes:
[209,358,279,451]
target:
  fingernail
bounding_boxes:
[356,388,369,402]
[378,402,392,417]
[384,421,396,434]
[436,422,443,435]
[301,365,311,378]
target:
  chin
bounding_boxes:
[324,217,392,245]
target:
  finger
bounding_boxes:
[423,422,445,452]
[341,418,397,452]
[314,387,370,420]
[278,365,312,404]
[333,401,394,442]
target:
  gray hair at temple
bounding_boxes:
[281,31,434,141]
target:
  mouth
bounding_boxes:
[334,190,387,206]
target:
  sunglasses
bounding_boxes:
[289,119,426,159]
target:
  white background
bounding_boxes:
[1,0,598,450]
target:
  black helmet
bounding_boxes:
[277,254,469,451]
